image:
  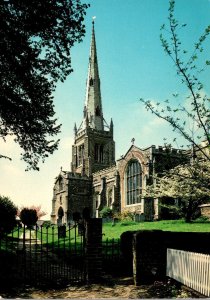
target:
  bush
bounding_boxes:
[114,209,135,221]
[0,195,17,234]
[99,206,113,218]
[20,208,38,228]
[159,204,182,220]
[194,215,210,223]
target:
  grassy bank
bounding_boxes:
[102,219,210,240]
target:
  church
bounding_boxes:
[51,21,184,225]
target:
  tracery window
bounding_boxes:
[126,160,142,205]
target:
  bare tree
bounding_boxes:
[140,0,209,161]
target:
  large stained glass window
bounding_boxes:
[126,160,142,205]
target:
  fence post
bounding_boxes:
[85,218,102,283]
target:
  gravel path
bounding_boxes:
[0,277,204,298]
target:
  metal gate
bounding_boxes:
[0,223,86,287]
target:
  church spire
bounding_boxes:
[71,19,116,176]
[83,19,104,131]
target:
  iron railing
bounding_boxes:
[0,224,86,287]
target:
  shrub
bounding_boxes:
[194,215,210,223]
[159,204,182,220]
[99,206,113,218]
[28,205,46,219]
[20,208,38,228]
[0,195,17,234]
[114,209,135,221]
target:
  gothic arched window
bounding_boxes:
[126,160,142,205]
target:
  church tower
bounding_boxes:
[71,20,115,176]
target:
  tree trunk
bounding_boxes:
[185,197,193,223]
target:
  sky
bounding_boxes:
[1,0,210,219]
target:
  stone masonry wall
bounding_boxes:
[200,204,210,219]
[92,165,120,214]
[68,174,92,220]
[123,230,210,285]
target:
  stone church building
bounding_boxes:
[51,21,184,225]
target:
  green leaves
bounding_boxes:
[0,0,89,170]
[0,195,17,234]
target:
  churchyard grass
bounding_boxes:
[102,219,210,240]
[2,219,209,249]
[36,219,210,242]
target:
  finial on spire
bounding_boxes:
[92,16,96,24]
[131,138,135,145]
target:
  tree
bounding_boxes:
[0,195,17,234]
[140,0,210,161]
[28,205,46,220]
[147,159,210,222]
[0,0,89,170]
[19,208,38,228]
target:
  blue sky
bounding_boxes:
[1,0,210,218]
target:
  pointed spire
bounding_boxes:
[110,118,113,135]
[74,123,77,134]
[83,19,104,131]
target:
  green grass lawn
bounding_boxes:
[2,219,209,248]
[102,219,210,240]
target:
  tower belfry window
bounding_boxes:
[94,143,104,163]
[78,144,84,166]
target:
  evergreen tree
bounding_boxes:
[0,195,17,234]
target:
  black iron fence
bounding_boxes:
[102,238,120,261]
[102,238,124,275]
[0,224,123,289]
[0,224,85,288]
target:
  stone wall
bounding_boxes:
[121,230,210,285]
[199,204,210,219]
[92,165,120,216]
[133,230,166,285]
[68,173,93,220]
[51,171,69,224]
